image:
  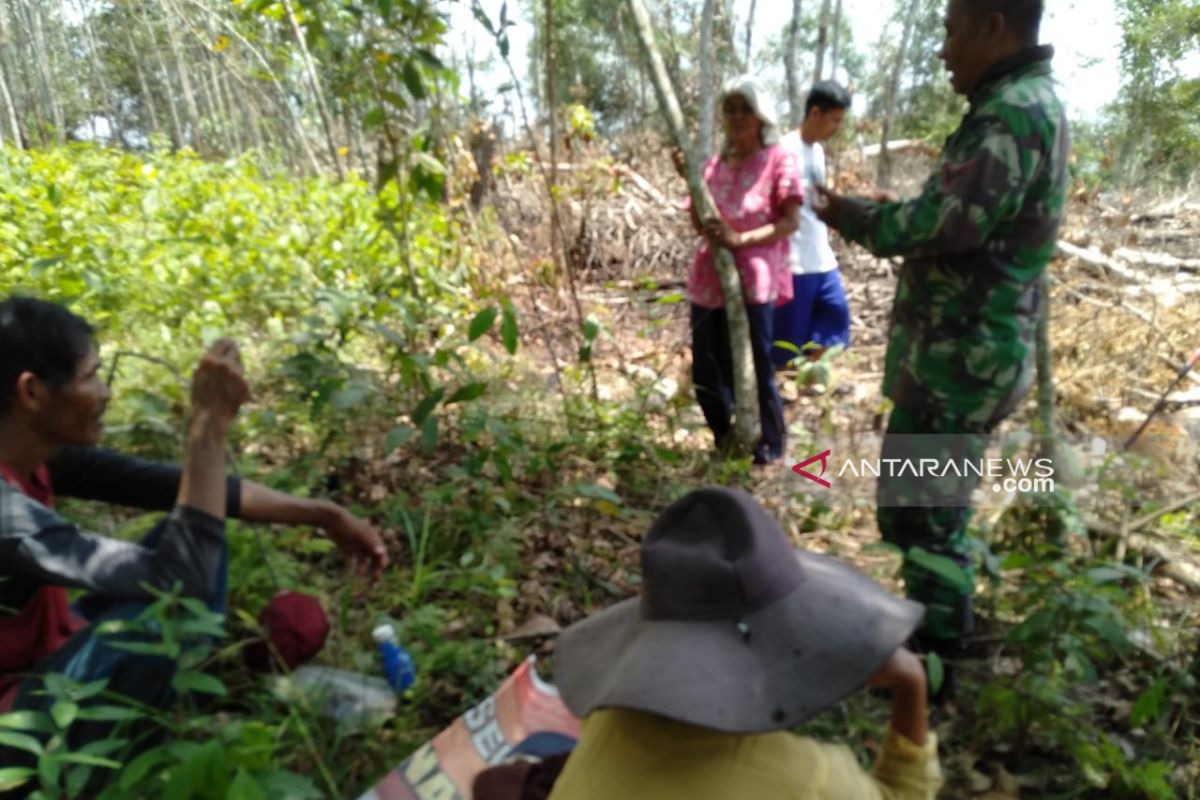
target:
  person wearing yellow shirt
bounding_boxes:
[547,487,943,800]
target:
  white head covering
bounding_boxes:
[719,74,781,147]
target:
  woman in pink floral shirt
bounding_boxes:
[686,75,803,464]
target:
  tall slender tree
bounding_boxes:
[785,0,803,127]
[877,0,920,187]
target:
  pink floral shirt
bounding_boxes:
[687,145,804,309]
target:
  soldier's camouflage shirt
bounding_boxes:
[837,46,1069,428]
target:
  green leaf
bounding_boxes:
[446,382,488,404]
[582,314,600,343]
[171,671,227,697]
[119,748,170,791]
[576,483,622,505]
[905,547,973,595]
[1130,677,1169,728]
[772,339,803,356]
[468,307,498,341]
[403,62,427,100]
[50,699,79,729]
[52,752,122,769]
[75,705,142,723]
[412,387,445,425]
[363,107,385,128]
[258,769,322,799]
[925,652,944,696]
[228,769,267,800]
[471,5,496,35]
[1084,615,1132,649]
[377,0,392,17]
[0,711,55,734]
[421,415,438,452]
[385,425,416,452]
[375,160,399,192]
[330,379,372,411]
[501,302,519,354]
[655,292,685,304]
[0,731,43,756]
[0,768,35,792]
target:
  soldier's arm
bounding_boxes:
[834,114,1041,259]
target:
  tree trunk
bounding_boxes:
[0,12,23,147]
[160,0,203,148]
[280,0,343,179]
[743,0,757,66]
[784,0,802,128]
[20,0,64,144]
[121,10,160,135]
[0,61,16,147]
[696,0,717,160]
[877,0,920,188]
[813,0,831,83]
[627,0,761,454]
[829,0,843,81]
[140,5,185,147]
[73,0,121,145]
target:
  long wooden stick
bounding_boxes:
[625,0,760,452]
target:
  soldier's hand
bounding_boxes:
[812,184,843,227]
[869,187,901,204]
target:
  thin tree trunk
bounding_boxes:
[0,17,22,147]
[73,0,121,144]
[743,0,757,65]
[160,0,203,148]
[877,0,919,188]
[696,0,717,160]
[280,0,343,178]
[0,62,13,146]
[21,0,63,143]
[176,0,321,171]
[140,5,184,147]
[829,0,843,81]
[813,0,831,83]
[121,11,160,135]
[784,0,802,128]
[627,0,761,454]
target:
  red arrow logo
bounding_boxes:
[792,449,832,488]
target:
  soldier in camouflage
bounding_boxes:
[815,0,1070,667]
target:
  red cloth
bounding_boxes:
[0,460,85,712]
[243,591,330,671]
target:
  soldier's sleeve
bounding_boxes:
[835,113,1042,259]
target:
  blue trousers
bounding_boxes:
[691,303,785,461]
[771,270,851,367]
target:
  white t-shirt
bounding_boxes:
[780,130,837,275]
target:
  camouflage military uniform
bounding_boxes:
[834,46,1070,642]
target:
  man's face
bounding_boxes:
[29,347,111,447]
[939,0,998,95]
[811,107,847,142]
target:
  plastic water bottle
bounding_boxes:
[372,623,416,692]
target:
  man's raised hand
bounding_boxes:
[191,339,250,428]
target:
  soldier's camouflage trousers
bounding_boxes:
[876,405,1000,643]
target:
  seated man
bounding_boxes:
[0,297,387,735]
[547,487,943,800]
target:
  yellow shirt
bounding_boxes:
[547,709,943,800]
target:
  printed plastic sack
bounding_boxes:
[359,657,581,800]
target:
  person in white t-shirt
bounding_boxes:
[772,80,852,368]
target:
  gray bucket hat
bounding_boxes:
[553,487,924,734]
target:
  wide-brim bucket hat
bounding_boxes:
[720,74,782,146]
[554,487,923,734]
